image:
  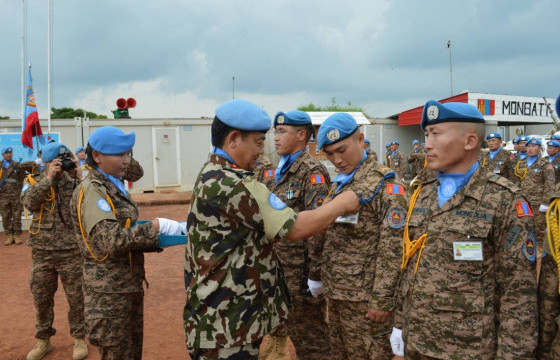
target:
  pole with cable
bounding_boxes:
[47,0,52,133]
[447,40,453,96]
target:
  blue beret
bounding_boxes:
[364,138,370,144]
[512,137,519,144]
[42,142,70,163]
[216,99,271,131]
[486,132,501,140]
[412,140,419,145]
[391,140,399,145]
[274,110,311,128]
[421,100,484,129]
[518,135,530,142]
[526,138,542,147]
[89,126,135,154]
[2,147,13,154]
[75,146,84,154]
[385,142,391,148]
[551,134,560,140]
[547,140,560,147]
[317,113,359,150]
[421,143,425,146]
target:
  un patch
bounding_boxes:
[522,232,537,262]
[313,194,326,208]
[97,198,112,213]
[387,208,406,229]
[268,193,287,210]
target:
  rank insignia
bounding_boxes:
[516,202,533,217]
[264,170,275,178]
[522,232,537,262]
[386,183,405,195]
[387,208,406,229]
[310,174,325,184]
[313,194,326,208]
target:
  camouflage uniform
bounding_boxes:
[546,155,560,185]
[395,168,538,359]
[322,156,408,360]
[21,171,85,340]
[70,168,159,359]
[480,147,514,181]
[538,252,560,359]
[0,160,34,236]
[270,151,331,359]
[389,150,407,179]
[408,149,423,179]
[254,154,276,191]
[366,148,378,162]
[185,154,296,358]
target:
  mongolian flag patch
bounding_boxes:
[516,202,533,217]
[386,183,405,195]
[264,170,275,178]
[310,174,325,184]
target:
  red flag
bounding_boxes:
[21,67,44,151]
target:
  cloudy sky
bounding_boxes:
[1,0,558,120]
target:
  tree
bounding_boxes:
[298,97,369,116]
[0,115,10,119]
[50,107,108,119]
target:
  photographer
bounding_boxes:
[21,142,88,360]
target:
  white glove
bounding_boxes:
[157,218,184,235]
[390,327,404,356]
[307,279,323,298]
[539,204,549,213]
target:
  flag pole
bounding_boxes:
[47,0,52,133]
[21,0,26,131]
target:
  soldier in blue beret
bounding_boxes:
[546,140,560,184]
[480,132,514,181]
[385,142,392,166]
[316,113,408,359]
[409,140,423,178]
[185,100,358,360]
[393,100,537,359]
[69,126,162,359]
[387,140,407,179]
[75,146,87,166]
[363,138,378,161]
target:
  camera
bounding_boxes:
[300,274,312,297]
[60,155,77,171]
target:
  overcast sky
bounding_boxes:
[1,0,558,120]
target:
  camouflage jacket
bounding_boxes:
[394,168,538,359]
[322,156,408,310]
[21,171,80,250]
[185,154,297,349]
[480,147,514,181]
[70,169,158,293]
[546,154,560,185]
[0,160,35,197]
[366,148,378,162]
[272,151,331,280]
[518,156,555,209]
[254,154,276,191]
[390,150,407,179]
[408,150,425,179]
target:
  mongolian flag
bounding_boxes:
[21,67,44,153]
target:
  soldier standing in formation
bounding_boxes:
[70,126,162,359]
[389,141,407,179]
[364,138,378,161]
[384,143,391,166]
[76,147,87,167]
[408,140,423,179]
[317,113,408,359]
[184,99,358,360]
[1,146,35,245]
[21,142,88,360]
[480,132,513,180]
[392,100,538,359]
[546,140,560,184]
[262,110,331,359]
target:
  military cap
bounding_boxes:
[274,110,311,128]
[75,146,84,153]
[42,142,70,163]
[364,138,370,144]
[421,100,485,129]
[385,142,391,148]
[392,140,400,145]
[2,147,13,154]
[412,139,419,145]
[316,113,359,150]
[512,137,519,144]
[89,126,135,155]
[518,135,530,143]
[216,99,271,131]
[526,138,542,147]
[547,140,560,147]
[486,132,501,140]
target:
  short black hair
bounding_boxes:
[211,116,266,148]
[85,144,96,168]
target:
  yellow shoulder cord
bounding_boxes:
[24,175,56,235]
[424,158,428,168]
[78,188,132,270]
[482,156,486,167]
[0,167,3,179]
[515,160,527,179]
[401,185,428,274]
[546,199,560,294]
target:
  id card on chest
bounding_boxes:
[453,241,483,261]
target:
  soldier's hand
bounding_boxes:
[335,191,359,214]
[366,308,392,323]
[46,158,63,180]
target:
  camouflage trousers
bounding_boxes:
[0,195,22,235]
[30,248,85,339]
[188,340,262,360]
[538,254,560,359]
[269,258,330,360]
[84,290,144,360]
[326,299,393,360]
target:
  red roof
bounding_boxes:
[398,93,469,126]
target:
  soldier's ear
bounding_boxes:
[225,130,242,149]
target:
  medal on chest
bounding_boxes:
[286,184,294,200]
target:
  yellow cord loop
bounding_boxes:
[546,199,560,294]
[402,185,428,274]
[515,161,527,179]
[482,156,486,167]
[24,177,56,235]
[424,158,428,169]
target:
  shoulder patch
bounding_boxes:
[313,194,326,208]
[387,208,406,229]
[268,193,287,210]
[379,166,395,176]
[516,202,533,217]
[386,183,405,195]
[310,174,325,184]
[264,169,275,178]
[97,198,112,212]
[548,164,554,170]
[522,232,537,262]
